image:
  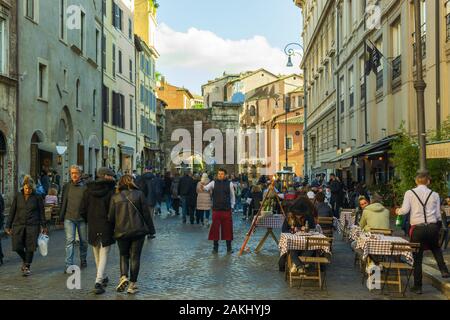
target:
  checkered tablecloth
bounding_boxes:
[279,232,331,257]
[340,210,356,227]
[333,217,344,234]
[349,226,363,241]
[355,234,414,265]
[256,214,285,229]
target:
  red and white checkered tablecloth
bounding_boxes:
[355,234,414,265]
[279,232,331,257]
[256,214,285,229]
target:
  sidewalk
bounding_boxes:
[422,249,450,299]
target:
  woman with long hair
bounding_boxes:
[5,175,47,276]
[196,173,212,226]
[108,175,155,294]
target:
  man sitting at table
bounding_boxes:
[279,196,316,273]
[359,193,390,233]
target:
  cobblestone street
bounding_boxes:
[0,208,446,300]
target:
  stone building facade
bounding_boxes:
[0,0,17,205]
[18,0,102,184]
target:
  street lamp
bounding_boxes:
[284,42,306,179]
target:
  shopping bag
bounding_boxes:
[38,233,49,257]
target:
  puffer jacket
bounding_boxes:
[80,179,116,247]
[108,187,155,240]
[196,181,212,210]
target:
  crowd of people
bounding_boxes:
[0,166,449,297]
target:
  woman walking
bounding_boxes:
[108,175,155,294]
[5,176,47,276]
[196,173,212,226]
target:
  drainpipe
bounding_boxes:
[15,1,19,192]
[101,3,105,165]
[336,1,341,149]
[435,0,441,138]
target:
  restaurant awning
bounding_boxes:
[119,146,134,156]
[322,136,396,169]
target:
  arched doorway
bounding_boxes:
[30,131,46,181]
[58,106,74,183]
[87,135,101,178]
[0,131,6,193]
[76,131,85,171]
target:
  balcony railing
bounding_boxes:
[413,24,427,64]
[376,70,383,91]
[447,13,450,42]
[392,55,401,80]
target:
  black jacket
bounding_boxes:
[80,179,116,247]
[178,175,193,196]
[163,176,172,195]
[315,202,333,218]
[187,179,199,208]
[6,192,46,229]
[137,173,162,207]
[108,187,155,240]
[281,214,316,233]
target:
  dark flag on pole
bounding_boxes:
[365,41,382,76]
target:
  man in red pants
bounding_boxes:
[202,168,236,254]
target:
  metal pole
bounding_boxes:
[413,0,428,173]
[285,101,288,170]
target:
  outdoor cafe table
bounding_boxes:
[279,231,331,257]
[253,214,285,253]
[349,225,362,241]
[355,234,414,265]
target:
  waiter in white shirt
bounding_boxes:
[202,168,235,254]
[396,172,449,294]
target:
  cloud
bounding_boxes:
[155,23,301,92]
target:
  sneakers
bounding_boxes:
[93,283,105,295]
[147,234,156,240]
[22,266,31,277]
[410,286,423,294]
[116,276,129,292]
[127,282,139,294]
[102,277,109,288]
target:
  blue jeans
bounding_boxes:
[64,219,88,267]
[165,194,173,212]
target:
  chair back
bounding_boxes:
[370,228,393,236]
[390,242,420,256]
[306,237,332,251]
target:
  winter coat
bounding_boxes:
[171,176,180,199]
[7,192,46,251]
[196,181,212,210]
[80,179,116,247]
[359,203,390,232]
[178,175,193,197]
[187,179,199,208]
[163,176,172,195]
[59,180,87,221]
[137,172,162,207]
[108,187,155,240]
[315,202,333,218]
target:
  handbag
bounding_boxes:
[123,193,151,235]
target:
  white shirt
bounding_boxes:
[398,185,442,226]
[203,180,236,208]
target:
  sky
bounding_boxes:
[155,0,303,95]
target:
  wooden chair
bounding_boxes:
[285,253,308,288]
[298,237,333,290]
[317,217,334,238]
[369,228,393,236]
[379,242,420,296]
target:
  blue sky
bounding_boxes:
[155,0,303,94]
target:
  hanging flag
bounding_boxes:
[365,42,382,76]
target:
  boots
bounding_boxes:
[212,241,219,254]
[226,241,233,254]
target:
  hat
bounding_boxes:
[97,167,115,177]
